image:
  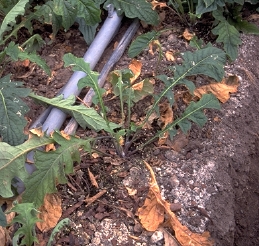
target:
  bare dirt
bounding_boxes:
[3,8,259,246]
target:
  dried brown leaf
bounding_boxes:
[129,59,142,83]
[85,190,107,207]
[139,161,214,245]
[165,50,176,62]
[158,102,173,145]
[151,0,167,9]
[194,75,240,103]
[45,143,56,152]
[88,168,99,188]
[0,227,7,246]
[132,81,144,91]
[149,40,161,56]
[125,187,138,196]
[36,194,62,232]
[183,29,195,41]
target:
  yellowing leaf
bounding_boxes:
[139,161,214,246]
[129,59,142,83]
[194,75,240,103]
[183,29,195,41]
[36,193,62,232]
[151,0,167,9]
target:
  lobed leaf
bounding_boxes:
[22,131,92,207]
[0,0,30,39]
[177,94,221,133]
[73,0,101,26]
[0,132,53,198]
[104,0,159,25]
[212,20,241,60]
[76,17,98,45]
[196,0,225,15]
[29,93,119,132]
[9,203,40,246]
[53,0,77,30]
[0,74,31,145]
[5,42,51,75]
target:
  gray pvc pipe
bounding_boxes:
[64,18,140,135]
[14,9,123,194]
[42,10,123,135]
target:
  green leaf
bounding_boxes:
[73,0,101,26]
[53,0,77,30]
[29,93,119,132]
[128,31,160,58]
[76,17,98,45]
[35,2,63,37]
[104,0,159,25]
[212,20,242,60]
[179,47,226,81]
[9,202,40,246]
[0,74,30,145]
[146,47,225,125]
[196,0,225,15]
[22,34,46,52]
[47,218,71,246]
[0,0,30,39]
[177,94,220,133]
[63,53,107,117]
[5,42,51,76]
[231,19,259,34]
[0,132,53,197]
[0,208,7,227]
[22,131,92,207]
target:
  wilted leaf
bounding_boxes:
[194,75,240,103]
[36,193,62,232]
[129,59,142,83]
[139,161,214,245]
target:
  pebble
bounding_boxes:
[151,230,164,243]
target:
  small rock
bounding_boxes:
[151,230,164,243]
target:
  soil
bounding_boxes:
[2,6,259,246]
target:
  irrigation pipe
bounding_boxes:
[30,6,123,132]
[16,15,140,194]
[64,18,140,135]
